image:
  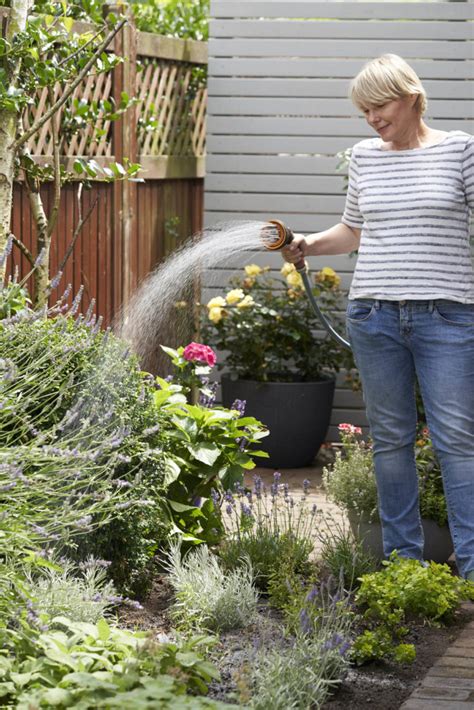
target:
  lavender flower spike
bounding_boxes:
[49,271,63,290]
[34,248,46,268]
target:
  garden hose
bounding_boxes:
[262,219,352,351]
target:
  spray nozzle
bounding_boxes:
[261,219,306,272]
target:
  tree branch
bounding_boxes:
[14,17,126,150]
[46,85,61,240]
[12,234,33,265]
[56,24,106,68]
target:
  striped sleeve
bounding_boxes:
[341,150,364,229]
[461,135,474,210]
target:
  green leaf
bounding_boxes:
[42,687,73,705]
[188,443,220,466]
[62,16,74,33]
[9,671,34,688]
[97,618,111,642]
[168,500,198,513]
[163,456,181,487]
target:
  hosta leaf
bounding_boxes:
[41,687,73,705]
[97,618,111,642]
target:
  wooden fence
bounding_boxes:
[5,11,207,325]
[205,0,474,439]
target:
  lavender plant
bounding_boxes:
[163,540,258,632]
[218,472,317,591]
[314,512,378,590]
[249,577,353,709]
[0,297,169,602]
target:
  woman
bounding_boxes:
[282,54,474,581]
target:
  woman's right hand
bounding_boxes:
[281,233,307,264]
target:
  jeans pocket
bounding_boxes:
[347,300,375,322]
[433,302,474,327]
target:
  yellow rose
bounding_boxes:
[207,296,226,309]
[244,264,263,277]
[226,288,245,305]
[280,262,296,276]
[208,306,223,323]
[236,295,254,308]
[316,266,341,288]
[286,271,303,288]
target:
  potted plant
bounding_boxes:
[322,424,453,563]
[201,263,351,468]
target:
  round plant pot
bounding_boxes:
[221,374,335,469]
[347,511,454,564]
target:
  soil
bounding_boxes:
[119,573,474,710]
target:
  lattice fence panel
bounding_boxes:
[136,57,207,157]
[23,69,114,158]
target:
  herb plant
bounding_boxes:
[164,541,258,632]
[249,578,353,709]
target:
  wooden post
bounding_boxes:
[110,3,137,317]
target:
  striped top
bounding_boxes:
[341,130,474,303]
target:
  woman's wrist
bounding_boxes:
[305,233,323,256]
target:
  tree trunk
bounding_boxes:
[0,0,32,281]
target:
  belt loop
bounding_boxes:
[374,299,381,310]
[428,300,434,313]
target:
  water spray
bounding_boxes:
[262,219,351,350]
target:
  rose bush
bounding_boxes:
[201,263,353,382]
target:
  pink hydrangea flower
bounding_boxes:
[183,342,217,367]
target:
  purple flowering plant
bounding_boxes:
[217,472,318,591]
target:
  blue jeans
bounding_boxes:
[346,299,474,578]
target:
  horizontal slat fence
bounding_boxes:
[205,0,474,440]
[5,11,208,325]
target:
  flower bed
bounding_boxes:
[1,288,472,709]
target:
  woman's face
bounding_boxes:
[362,95,418,142]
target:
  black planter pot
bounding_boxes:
[221,374,336,469]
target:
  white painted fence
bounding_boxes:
[204,0,474,440]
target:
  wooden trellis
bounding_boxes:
[136,59,207,157]
[21,21,208,174]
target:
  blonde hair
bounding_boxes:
[350,54,427,115]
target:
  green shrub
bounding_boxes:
[322,425,378,523]
[351,628,416,665]
[154,369,268,547]
[356,553,467,624]
[164,541,258,632]
[323,424,448,526]
[350,553,471,665]
[0,311,169,598]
